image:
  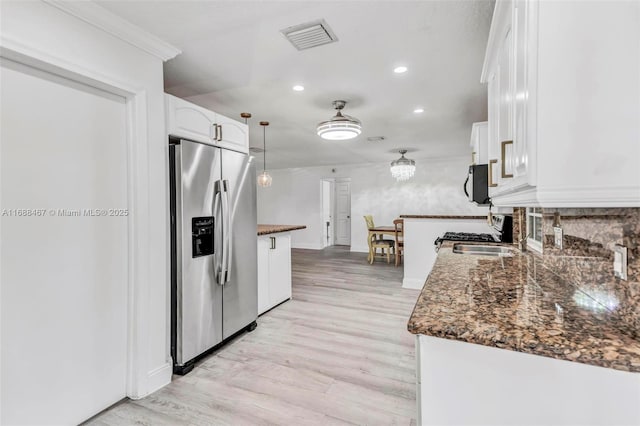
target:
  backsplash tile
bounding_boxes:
[518,208,640,335]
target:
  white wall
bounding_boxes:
[0,0,175,420]
[257,155,489,251]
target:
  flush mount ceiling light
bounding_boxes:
[257,121,273,187]
[292,85,305,91]
[317,100,362,140]
[413,107,424,113]
[390,149,416,181]
[394,66,408,74]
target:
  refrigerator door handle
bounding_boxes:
[214,179,225,285]
[223,179,232,283]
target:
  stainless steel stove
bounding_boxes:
[434,214,513,250]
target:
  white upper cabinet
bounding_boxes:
[165,94,248,153]
[481,0,640,207]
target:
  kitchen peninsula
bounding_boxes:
[400,215,493,289]
[256,225,306,315]
[408,241,640,426]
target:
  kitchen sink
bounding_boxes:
[452,243,517,257]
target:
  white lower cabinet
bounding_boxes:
[416,335,640,426]
[257,233,292,315]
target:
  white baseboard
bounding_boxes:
[291,242,324,250]
[143,361,172,398]
[403,277,425,290]
[350,245,370,253]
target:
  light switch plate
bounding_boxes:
[613,244,628,280]
[553,227,563,249]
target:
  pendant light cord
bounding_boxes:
[263,125,267,172]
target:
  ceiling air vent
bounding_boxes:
[281,19,338,51]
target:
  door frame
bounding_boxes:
[0,41,160,398]
[320,179,335,248]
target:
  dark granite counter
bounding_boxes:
[400,215,486,220]
[407,241,640,373]
[257,224,306,236]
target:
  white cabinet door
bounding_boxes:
[257,234,292,315]
[166,94,216,144]
[166,95,248,154]
[487,72,501,197]
[215,112,248,154]
[257,237,270,315]
[269,235,292,306]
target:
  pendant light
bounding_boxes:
[390,149,416,181]
[257,121,273,187]
[316,100,362,140]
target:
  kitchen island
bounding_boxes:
[256,224,306,314]
[400,215,493,289]
[408,241,640,425]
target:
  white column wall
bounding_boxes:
[257,156,490,251]
[0,0,172,404]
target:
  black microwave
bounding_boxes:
[464,164,490,205]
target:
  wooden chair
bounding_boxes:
[364,215,395,264]
[393,219,404,267]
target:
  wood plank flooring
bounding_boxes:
[87,246,420,425]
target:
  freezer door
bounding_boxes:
[221,149,258,338]
[172,140,223,365]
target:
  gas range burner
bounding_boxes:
[434,214,513,251]
[439,232,500,243]
[434,232,500,249]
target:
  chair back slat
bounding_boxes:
[364,215,375,229]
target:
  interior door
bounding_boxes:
[1,59,128,424]
[334,179,351,246]
[221,149,257,338]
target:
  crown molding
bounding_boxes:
[43,0,181,62]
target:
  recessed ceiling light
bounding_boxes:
[394,66,408,74]
[413,107,424,113]
[292,85,305,91]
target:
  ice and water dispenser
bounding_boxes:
[191,216,214,258]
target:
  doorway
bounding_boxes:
[320,178,351,247]
[334,178,352,246]
[321,179,334,247]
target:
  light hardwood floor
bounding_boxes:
[87,246,420,425]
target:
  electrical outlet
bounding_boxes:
[613,244,628,280]
[553,226,563,249]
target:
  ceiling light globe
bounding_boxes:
[292,85,305,91]
[257,171,273,187]
[317,100,362,141]
[394,66,408,74]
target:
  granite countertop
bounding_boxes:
[407,242,640,373]
[400,215,487,219]
[257,224,306,236]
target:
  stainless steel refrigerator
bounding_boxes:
[169,137,257,375]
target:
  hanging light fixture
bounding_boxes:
[240,112,252,124]
[257,121,273,187]
[316,100,362,140]
[390,149,416,181]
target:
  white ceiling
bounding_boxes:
[97,0,495,169]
